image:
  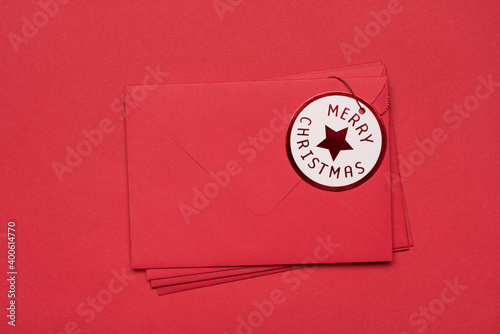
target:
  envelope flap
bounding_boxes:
[126,76,387,215]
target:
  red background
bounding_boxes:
[1,0,499,333]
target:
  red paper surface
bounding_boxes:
[1,1,498,333]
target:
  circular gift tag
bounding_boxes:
[286,92,387,191]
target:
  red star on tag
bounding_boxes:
[316,126,353,162]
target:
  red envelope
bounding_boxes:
[150,265,291,288]
[147,66,413,286]
[146,266,245,280]
[155,268,291,296]
[143,64,412,292]
[126,73,394,268]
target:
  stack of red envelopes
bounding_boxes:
[124,62,413,296]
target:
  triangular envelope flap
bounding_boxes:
[127,77,387,215]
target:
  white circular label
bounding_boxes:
[286,92,387,191]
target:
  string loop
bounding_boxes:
[327,76,390,116]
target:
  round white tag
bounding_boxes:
[286,92,387,191]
